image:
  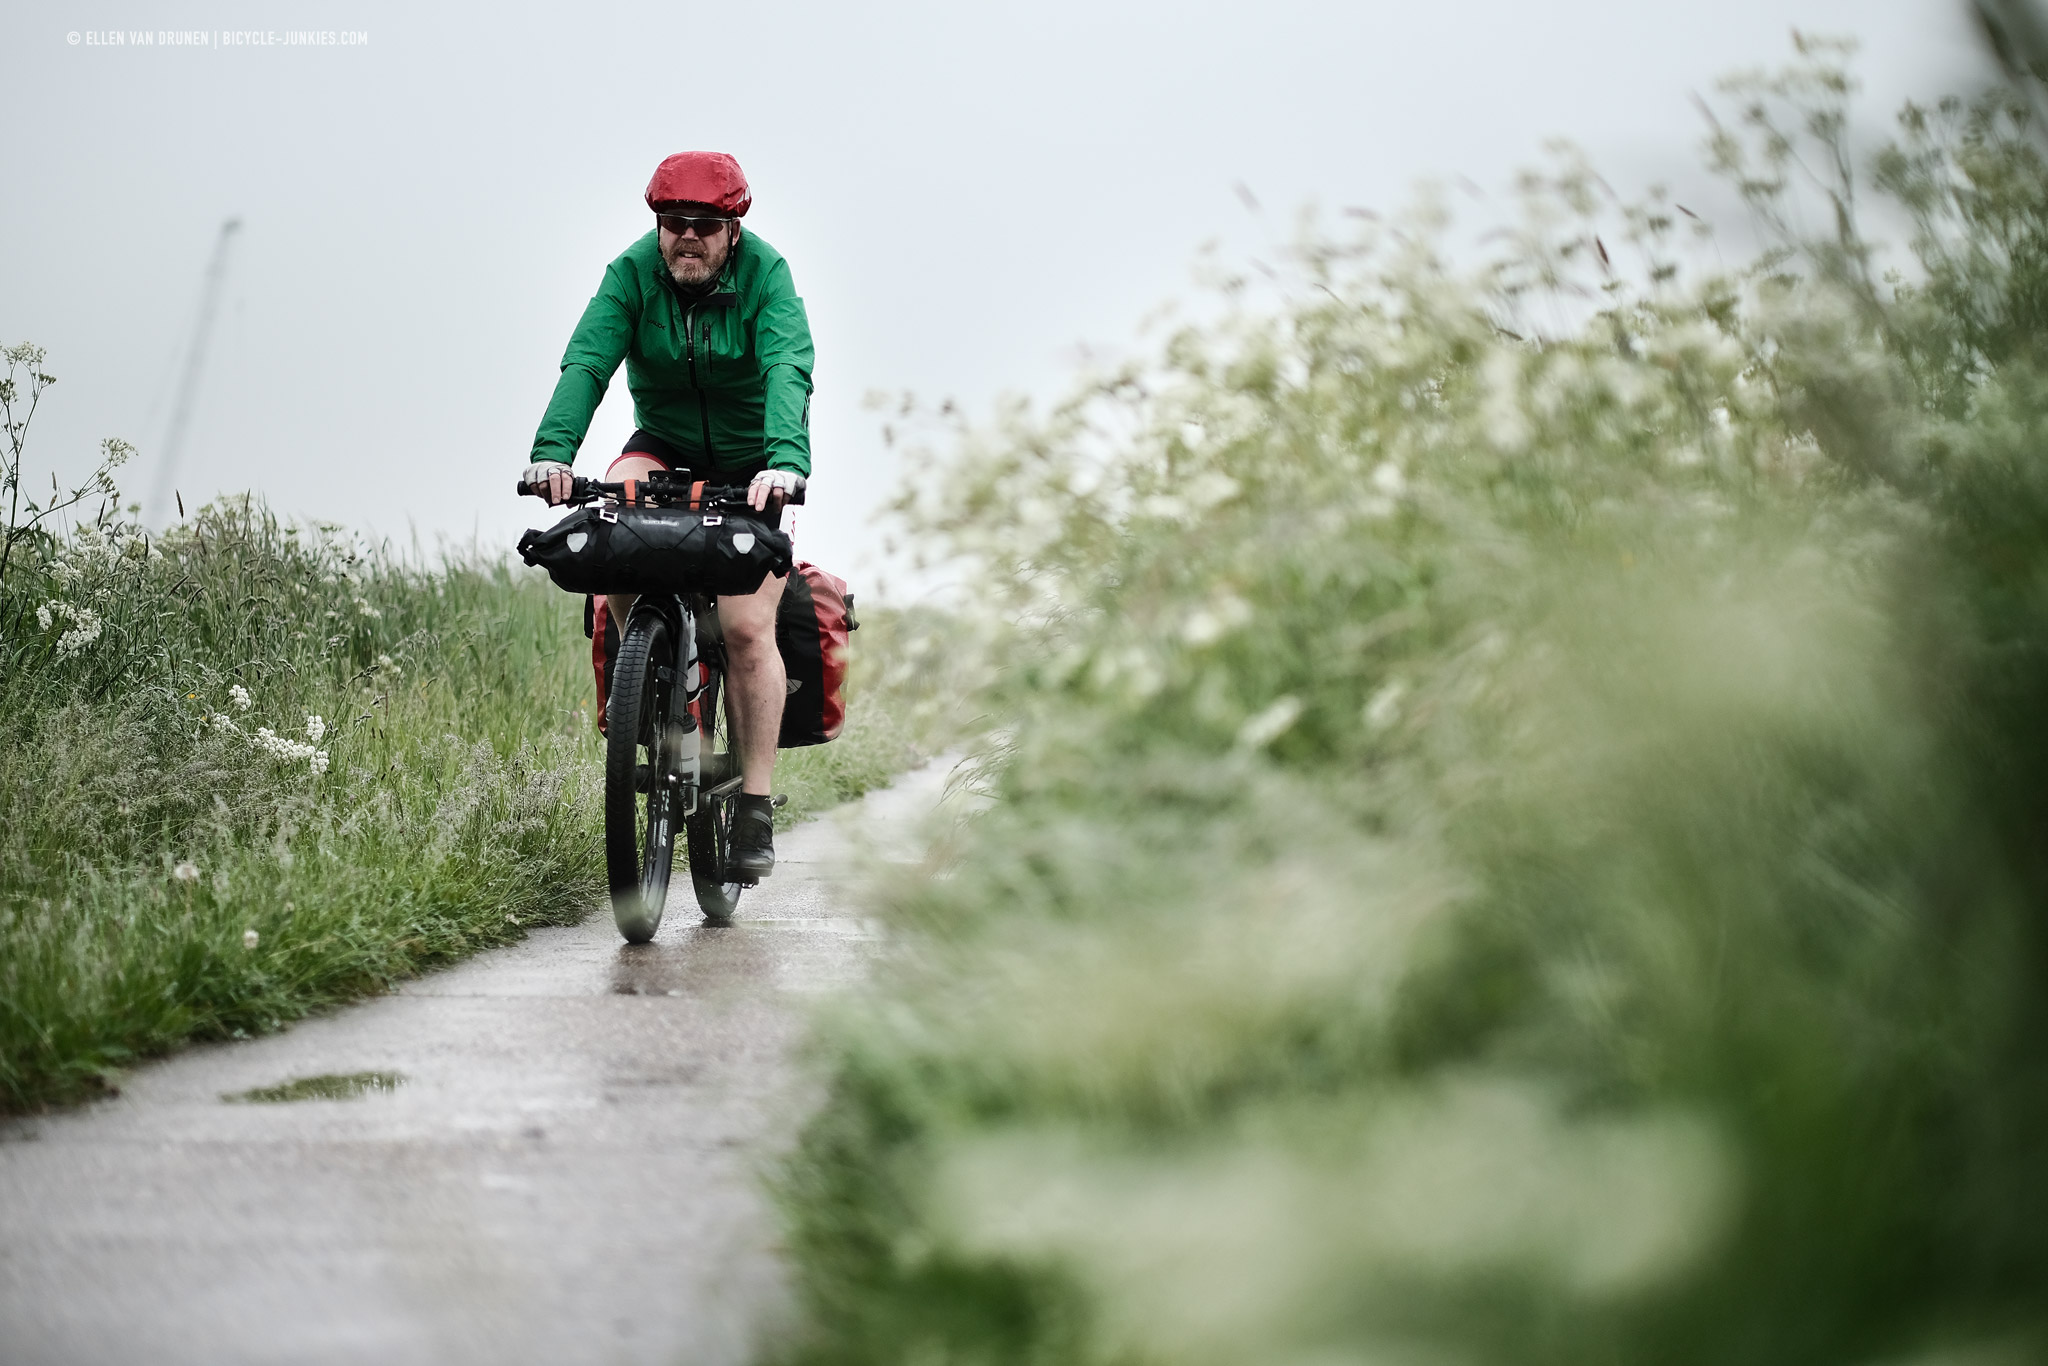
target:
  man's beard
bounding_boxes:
[666,242,728,291]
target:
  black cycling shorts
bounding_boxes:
[615,429,766,487]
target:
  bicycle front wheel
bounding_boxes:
[605,611,679,943]
[684,664,747,926]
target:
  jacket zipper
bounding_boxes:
[685,303,714,461]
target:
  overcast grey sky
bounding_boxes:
[1,1,1988,594]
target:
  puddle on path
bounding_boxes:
[223,1071,405,1104]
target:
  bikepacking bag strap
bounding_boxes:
[775,561,857,748]
[517,504,792,597]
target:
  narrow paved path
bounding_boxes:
[0,761,951,1366]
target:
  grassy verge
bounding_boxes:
[769,45,2048,1366]
[0,487,606,1110]
[0,453,943,1112]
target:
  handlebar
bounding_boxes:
[515,471,805,509]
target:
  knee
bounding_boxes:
[721,604,776,656]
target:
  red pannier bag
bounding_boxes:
[775,562,856,748]
[584,564,856,746]
[588,594,621,735]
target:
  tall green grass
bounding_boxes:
[0,482,606,1109]
[771,41,2048,1365]
[0,428,944,1111]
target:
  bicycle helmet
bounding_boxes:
[643,151,752,217]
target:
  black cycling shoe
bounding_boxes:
[727,797,776,881]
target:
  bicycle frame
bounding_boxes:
[625,589,745,819]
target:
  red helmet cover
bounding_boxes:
[643,151,752,217]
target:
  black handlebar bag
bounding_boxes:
[517,506,792,598]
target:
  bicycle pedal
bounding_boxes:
[770,794,788,809]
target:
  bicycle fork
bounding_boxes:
[670,603,704,815]
[633,598,705,818]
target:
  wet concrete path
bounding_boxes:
[0,761,953,1366]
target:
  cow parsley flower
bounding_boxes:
[253,726,318,763]
[242,928,260,950]
[1364,680,1408,733]
[172,860,200,882]
[229,684,252,711]
[53,606,103,659]
[305,714,326,743]
[1235,695,1304,751]
[36,600,101,656]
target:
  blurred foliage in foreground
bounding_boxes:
[774,40,2048,1365]
[0,382,941,1111]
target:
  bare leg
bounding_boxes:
[717,572,786,796]
[601,454,670,634]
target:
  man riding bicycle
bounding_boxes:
[522,150,813,880]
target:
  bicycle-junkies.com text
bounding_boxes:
[71,30,372,48]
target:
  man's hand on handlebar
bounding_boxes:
[523,462,575,506]
[748,468,801,514]
[517,468,804,509]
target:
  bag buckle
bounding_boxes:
[599,507,619,523]
[702,514,722,526]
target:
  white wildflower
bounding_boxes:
[1370,461,1407,497]
[171,860,200,882]
[253,726,321,764]
[1182,593,1252,647]
[353,596,382,619]
[210,711,241,734]
[1182,469,1239,513]
[375,653,401,677]
[35,602,53,630]
[309,750,330,776]
[242,928,260,950]
[1236,694,1304,751]
[54,606,103,659]
[305,714,326,743]
[1137,493,1190,522]
[1482,346,1531,452]
[228,684,252,712]
[1364,680,1408,733]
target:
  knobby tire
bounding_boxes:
[605,612,677,943]
[685,663,747,926]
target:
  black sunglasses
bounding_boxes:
[655,213,734,237]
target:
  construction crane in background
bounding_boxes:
[146,217,242,526]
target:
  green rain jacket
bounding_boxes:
[530,229,814,476]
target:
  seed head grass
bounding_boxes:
[770,44,2048,1366]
